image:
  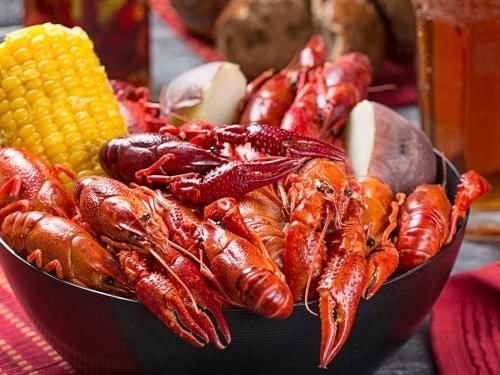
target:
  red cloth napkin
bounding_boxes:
[150,0,418,108]
[0,267,74,374]
[430,262,500,375]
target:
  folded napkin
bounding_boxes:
[150,0,417,108]
[430,262,500,375]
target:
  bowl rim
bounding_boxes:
[0,153,466,310]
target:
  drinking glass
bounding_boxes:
[413,0,500,237]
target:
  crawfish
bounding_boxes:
[280,52,372,138]
[74,176,230,348]
[282,159,375,368]
[154,194,293,319]
[283,158,353,301]
[239,35,326,127]
[0,147,77,220]
[0,211,130,296]
[397,170,490,271]
[110,80,169,133]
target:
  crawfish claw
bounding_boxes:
[170,157,307,204]
[363,242,399,299]
[317,252,367,368]
[119,251,209,347]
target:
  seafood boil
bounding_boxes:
[0,24,491,369]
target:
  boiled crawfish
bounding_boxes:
[0,210,131,296]
[153,193,294,319]
[99,124,339,205]
[280,52,371,139]
[74,176,230,348]
[396,170,490,271]
[0,147,77,220]
[239,35,327,127]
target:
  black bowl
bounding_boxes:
[0,154,464,375]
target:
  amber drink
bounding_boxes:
[414,0,500,236]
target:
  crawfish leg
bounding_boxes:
[26,249,66,279]
[43,259,64,279]
[26,249,43,268]
[134,154,173,183]
[0,176,31,221]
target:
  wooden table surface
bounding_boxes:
[1,6,499,374]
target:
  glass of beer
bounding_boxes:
[413,0,500,238]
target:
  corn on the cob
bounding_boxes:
[0,23,128,178]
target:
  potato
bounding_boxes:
[215,0,312,79]
[161,62,247,125]
[345,100,436,194]
[376,0,416,59]
[171,0,231,39]
[311,0,386,75]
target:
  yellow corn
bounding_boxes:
[0,23,128,179]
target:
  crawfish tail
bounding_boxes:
[200,224,293,319]
[1,211,130,296]
[396,185,451,271]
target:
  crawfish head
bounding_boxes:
[74,176,167,253]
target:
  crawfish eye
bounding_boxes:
[317,184,333,194]
[366,237,376,248]
[130,233,139,241]
[344,189,353,197]
[104,277,115,286]
[141,213,150,221]
[209,146,218,155]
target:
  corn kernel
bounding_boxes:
[25,89,44,104]
[0,56,16,70]
[8,65,23,77]
[7,86,26,101]
[13,108,30,124]
[0,100,9,115]
[0,111,13,124]
[13,47,32,63]
[18,124,37,139]
[10,97,28,111]
[45,143,67,158]
[25,78,42,90]
[43,132,64,148]
[1,76,21,92]
[22,68,40,81]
